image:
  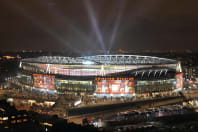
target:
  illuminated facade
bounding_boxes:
[18,55,183,97]
[94,77,135,97]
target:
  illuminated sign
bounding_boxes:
[95,79,134,95]
[95,77,134,81]
[33,74,55,90]
[175,73,183,89]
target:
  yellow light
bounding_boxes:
[3,56,15,59]
[3,117,8,120]
[48,123,53,127]
[17,119,22,123]
[0,108,5,112]
[41,122,53,127]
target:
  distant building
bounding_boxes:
[0,100,30,128]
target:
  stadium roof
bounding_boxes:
[21,55,178,65]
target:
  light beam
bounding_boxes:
[109,1,126,50]
[84,0,106,51]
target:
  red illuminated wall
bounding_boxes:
[33,74,55,90]
[95,78,134,95]
[175,73,183,89]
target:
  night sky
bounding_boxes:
[1,0,198,52]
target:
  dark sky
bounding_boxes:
[1,0,198,52]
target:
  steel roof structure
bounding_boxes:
[22,55,178,65]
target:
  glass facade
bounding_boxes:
[135,79,176,94]
[17,73,33,86]
[55,79,94,95]
[17,71,179,97]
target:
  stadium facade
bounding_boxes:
[17,55,183,98]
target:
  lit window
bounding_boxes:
[11,120,16,124]
[3,117,8,120]
[17,120,21,123]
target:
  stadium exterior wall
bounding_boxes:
[17,55,182,98]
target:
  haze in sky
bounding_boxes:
[0,0,198,52]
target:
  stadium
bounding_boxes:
[17,55,183,98]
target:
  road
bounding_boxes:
[67,90,198,124]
